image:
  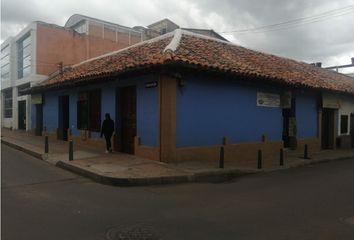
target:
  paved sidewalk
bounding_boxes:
[2,128,354,186]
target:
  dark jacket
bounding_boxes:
[101,117,114,137]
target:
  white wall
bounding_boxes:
[338,95,354,135]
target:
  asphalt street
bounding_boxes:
[2,143,354,240]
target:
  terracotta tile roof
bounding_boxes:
[34,29,354,95]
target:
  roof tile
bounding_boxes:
[34,30,354,94]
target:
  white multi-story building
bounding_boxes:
[1,23,47,131]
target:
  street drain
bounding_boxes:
[341,216,354,226]
[105,224,160,240]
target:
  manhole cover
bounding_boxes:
[105,224,161,240]
[342,216,354,226]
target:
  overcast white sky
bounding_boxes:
[1,0,354,72]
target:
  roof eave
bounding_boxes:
[28,61,354,97]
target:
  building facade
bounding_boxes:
[0,15,142,131]
[1,15,226,132]
[28,30,354,165]
[1,23,47,130]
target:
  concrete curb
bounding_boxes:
[57,156,353,187]
[56,160,194,186]
[1,139,43,160]
[307,156,354,165]
[193,169,259,183]
[3,138,354,187]
[281,156,354,169]
[56,160,258,186]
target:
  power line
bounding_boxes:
[220,4,354,34]
[239,10,354,34]
[225,5,354,33]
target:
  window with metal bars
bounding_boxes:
[77,90,101,132]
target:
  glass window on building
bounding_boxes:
[3,89,13,118]
[17,83,31,96]
[160,28,167,34]
[18,34,31,79]
[1,45,10,81]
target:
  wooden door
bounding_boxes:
[282,109,290,148]
[58,95,69,141]
[118,86,137,154]
[350,114,354,148]
[321,108,335,149]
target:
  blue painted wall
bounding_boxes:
[43,92,58,132]
[176,76,283,147]
[37,73,319,150]
[40,75,159,147]
[137,82,159,146]
[101,85,116,121]
[43,90,77,134]
[296,91,318,139]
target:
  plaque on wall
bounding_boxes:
[31,94,42,104]
[257,92,281,107]
[145,81,158,88]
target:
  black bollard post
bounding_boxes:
[219,146,224,168]
[69,140,73,161]
[304,144,309,159]
[45,135,49,154]
[280,148,284,166]
[257,150,262,169]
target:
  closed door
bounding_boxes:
[35,104,43,136]
[118,86,137,154]
[321,108,335,149]
[58,95,69,141]
[351,114,354,148]
[18,100,26,130]
[282,109,290,148]
[282,98,296,149]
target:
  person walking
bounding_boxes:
[100,113,115,153]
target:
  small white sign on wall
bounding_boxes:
[257,92,280,107]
